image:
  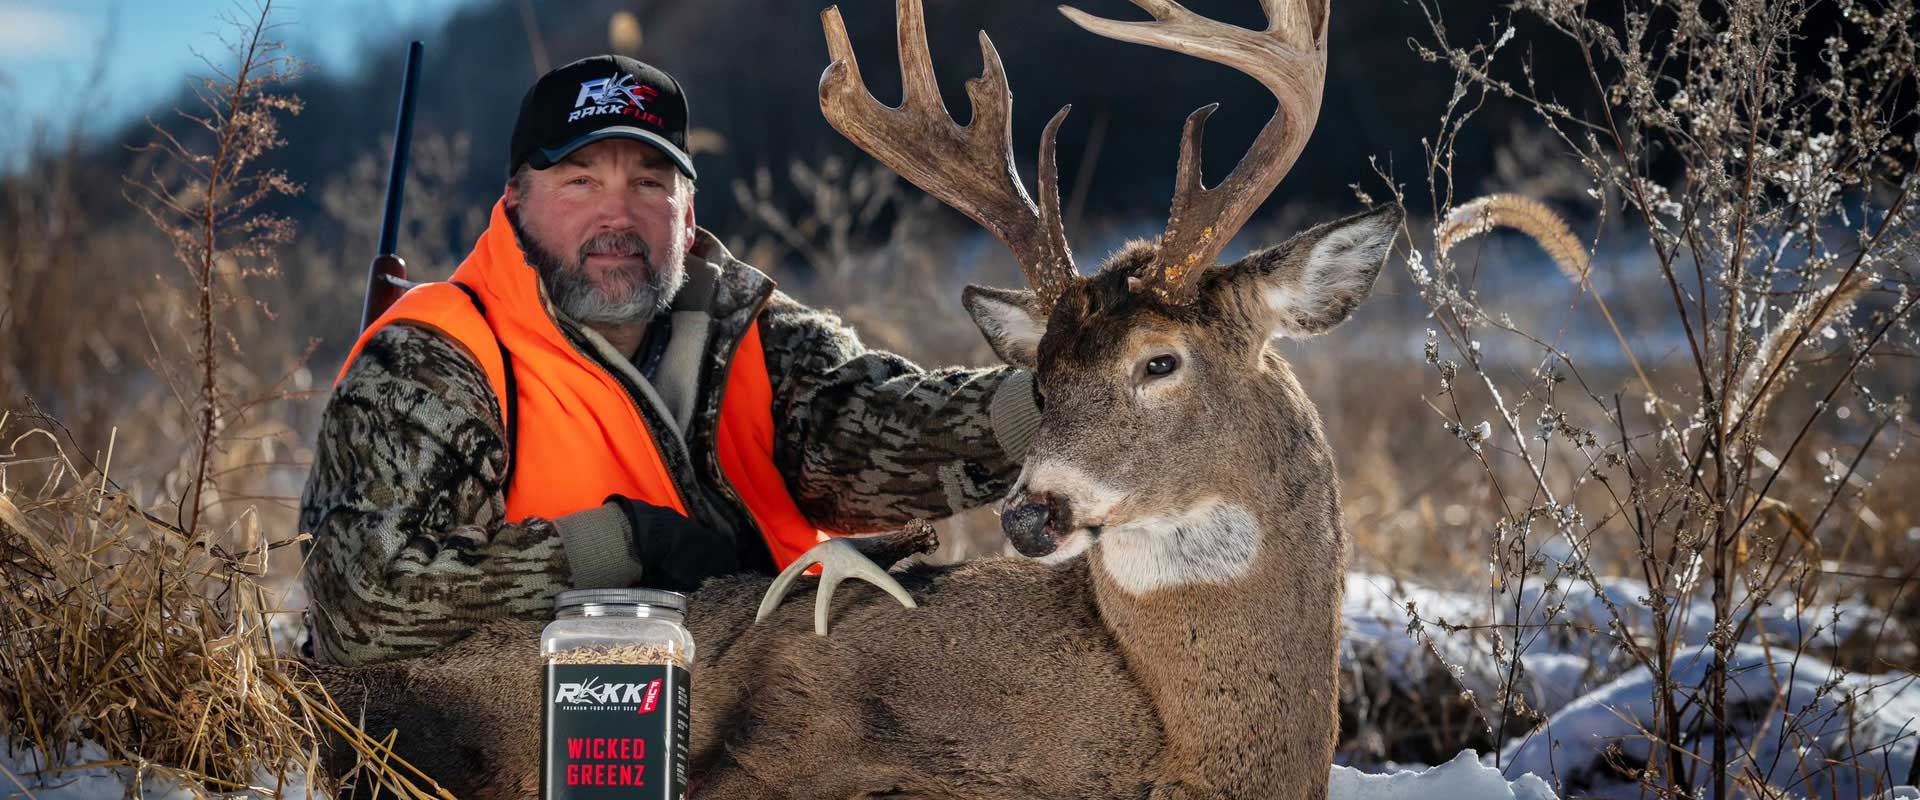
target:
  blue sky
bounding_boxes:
[0,0,485,171]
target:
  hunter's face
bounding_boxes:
[505,138,694,325]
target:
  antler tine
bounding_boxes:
[1030,103,1075,305]
[820,0,1079,307]
[1060,0,1331,304]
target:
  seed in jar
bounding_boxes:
[547,643,687,667]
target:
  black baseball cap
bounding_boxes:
[508,55,696,181]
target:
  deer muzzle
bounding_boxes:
[1002,493,1074,557]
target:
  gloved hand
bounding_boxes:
[606,495,739,593]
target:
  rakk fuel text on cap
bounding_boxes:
[508,54,696,181]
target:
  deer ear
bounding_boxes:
[963,285,1046,370]
[1227,204,1401,338]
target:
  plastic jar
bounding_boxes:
[541,588,694,800]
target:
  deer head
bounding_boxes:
[820,0,1398,580]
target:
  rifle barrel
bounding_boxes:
[378,41,425,257]
[361,41,425,332]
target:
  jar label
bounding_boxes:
[541,663,690,800]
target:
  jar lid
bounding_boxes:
[554,587,688,613]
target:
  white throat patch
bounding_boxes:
[1034,529,1095,564]
[1094,499,1262,595]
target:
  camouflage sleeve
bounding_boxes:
[758,290,1041,533]
[298,324,632,667]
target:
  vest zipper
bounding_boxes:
[544,276,778,575]
[550,317,709,522]
[694,289,778,574]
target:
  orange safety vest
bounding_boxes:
[336,198,831,571]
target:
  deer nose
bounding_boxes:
[1002,493,1073,557]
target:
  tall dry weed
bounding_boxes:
[122,1,304,536]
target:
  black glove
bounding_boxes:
[607,495,738,593]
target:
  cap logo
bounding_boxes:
[568,72,665,127]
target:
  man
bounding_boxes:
[299,55,1040,666]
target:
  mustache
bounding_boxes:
[577,230,651,264]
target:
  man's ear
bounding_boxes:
[1224,204,1401,338]
[683,196,697,251]
[962,285,1046,370]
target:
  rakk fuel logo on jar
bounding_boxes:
[552,674,665,714]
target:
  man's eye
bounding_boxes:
[567,176,592,186]
[1145,354,1179,377]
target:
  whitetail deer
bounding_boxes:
[310,0,1398,797]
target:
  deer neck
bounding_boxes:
[1088,408,1347,797]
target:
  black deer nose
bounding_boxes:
[1002,493,1072,557]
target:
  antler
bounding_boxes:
[1061,0,1331,305]
[820,0,1079,308]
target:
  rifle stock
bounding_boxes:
[362,254,411,330]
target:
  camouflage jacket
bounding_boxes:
[299,229,1039,666]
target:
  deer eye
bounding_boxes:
[1144,354,1180,378]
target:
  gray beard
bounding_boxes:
[506,205,686,326]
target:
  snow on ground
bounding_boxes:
[1,737,316,799]
[1344,572,1495,682]
[1501,643,1919,798]
[1331,750,1558,799]
[1345,573,1572,715]
[1507,573,1886,663]
[1344,572,1920,797]
[1344,571,1906,715]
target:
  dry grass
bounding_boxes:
[1438,193,1590,281]
[0,414,455,798]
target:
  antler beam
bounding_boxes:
[1061,0,1331,304]
[819,0,1080,308]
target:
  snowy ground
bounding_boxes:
[1332,751,1557,799]
[1344,572,1920,798]
[1501,643,1919,798]
[1,738,316,799]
